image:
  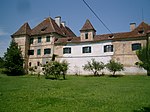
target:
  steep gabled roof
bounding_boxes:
[31,17,76,37]
[80,19,96,32]
[132,22,150,33]
[60,24,76,37]
[12,22,31,36]
[31,17,64,36]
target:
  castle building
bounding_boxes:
[12,16,150,75]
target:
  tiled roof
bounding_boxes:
[80,19,96,32]
[31,17,76,37]
[55,22,150,44]
[60,24,76,37]
[12,22,31,36]
[31,17,64,36]
[12,17,76,37]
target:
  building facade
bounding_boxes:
[12,16,150,75]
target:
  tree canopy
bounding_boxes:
[3,40,24,75]
[106,59,124,76]
[136,44,150,76]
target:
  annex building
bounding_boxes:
[12,16,150,75]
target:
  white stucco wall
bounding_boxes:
[60,41,113,75]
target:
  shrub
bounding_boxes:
[43,60,68,80]
[106,59,124,76]
[83,58,105,76]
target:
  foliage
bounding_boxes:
[3,40,24,75]
[28,66,36,75]
[136,45,150,76]
[0,75,150,112]
[83,58,105,75]
[0,57,5,68]
[106,59,124,76]
[43,60,68,79]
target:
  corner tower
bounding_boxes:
[80,19,96,41]
[11,22,31,73]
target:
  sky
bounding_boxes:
[0,0,150,57]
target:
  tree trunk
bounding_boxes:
[147,70,150,76]
[113,71,116,76]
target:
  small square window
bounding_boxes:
[30,38,34,44]
[28,50,34,55]
[132,43,141,51]
[44,48,51,55]
[37,49,41,55]
[46,36,50,42]
[38,37,41,43]
[104,45,113,52]
[63,47,71,54]
[82,46,91,53]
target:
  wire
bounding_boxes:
[82,0,113,34]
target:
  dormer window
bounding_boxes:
[67,38,72,42]
[85,32,88,39]
[138,29,144,34]
[41,26,47,31]
[109,34,114,39]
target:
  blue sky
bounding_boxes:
[0,0,150,57]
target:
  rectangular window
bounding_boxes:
[85,32,88,39]
[28,50,34,55]
[44,48,51,55]
[29,62,31,67]
[37,62,40,66]
[30,38,34,44]
[132,43,141,51]
[63,47,71,54]
[46,36,50,42]
[104,45,113,52]
[38,37,41,43]
[82,46,91,53]
[37,49,41,55]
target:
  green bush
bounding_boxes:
[106,59,124,76]
[43,60,68,80]
[83,58,105,76]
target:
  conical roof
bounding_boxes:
[12,22,31,36]
[80,19,96,32]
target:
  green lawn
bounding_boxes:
[0,74,150,112]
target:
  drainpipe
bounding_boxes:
[146,32,150,76]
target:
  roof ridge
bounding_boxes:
[48,17,55,32]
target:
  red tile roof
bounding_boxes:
[80,19,96,32]
[12,22,31,36]
[31,17,64,36]
[55,22,150,44]
[12,17,76,37]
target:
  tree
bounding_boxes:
[43,60,68,80]
[0,57,4,68]
[3,40,24,75]
[83,58,105,75]
[106,59,124,76]
[136,45,150,76]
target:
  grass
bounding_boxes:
[0,74,150,112]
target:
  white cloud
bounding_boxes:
[0,28,9,36]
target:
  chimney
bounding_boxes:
[61,21,66,27]
[130,23,136,31]
[55,16,61,27]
